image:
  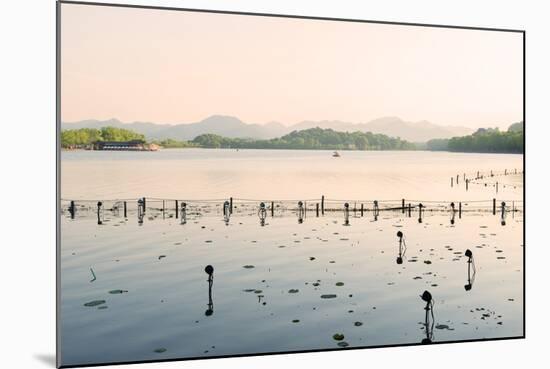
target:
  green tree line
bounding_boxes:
[61,127,145,148]
[426,122,523,154]
[193,128,416,150]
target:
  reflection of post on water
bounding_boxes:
[343,202,350,226]
[258,202,267,226]
[396,231,406,264]
[204,265,214,316]
[297,201,305,224]
[420,290,435,344]
[180,202,187,225]
[373,200,379,221]
[223,200,231,225]
[137,198,145,225]
[418,203,424,223]
[450,202,456,225]
[464,249,476,291]
[112,201,123,217]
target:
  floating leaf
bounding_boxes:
[321,294,337,299]
[335,282,344,286]
[84,300,106,307]
[109,289,128,294]
[243,265,255,269]
[288,289,299,294]
[333,333,345,341]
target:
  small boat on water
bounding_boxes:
[332,151,341,157]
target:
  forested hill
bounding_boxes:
[61,127,145,148]
[61,126,415,151]
[192,128,416,150]
[426,122,523,154]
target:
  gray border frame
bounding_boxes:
[56,1,526,367]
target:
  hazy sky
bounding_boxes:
[61,3,523,128]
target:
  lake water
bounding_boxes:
[61,149,523,201]
[59,149,524,366]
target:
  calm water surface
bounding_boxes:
[60,149,523,366]
[61,149,523,201]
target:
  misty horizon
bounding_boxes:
[61,4,522,130]
[63,114,518,131]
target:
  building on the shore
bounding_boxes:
[92,140,159,151]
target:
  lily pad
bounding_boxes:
[109,289,128,294]
[243,265,255,269]
[335,282,344,286]
[354,321,363,327]
[435,324,455,330]
[84,300,106,307]
[288,289,299,294]
[333,333,345,341]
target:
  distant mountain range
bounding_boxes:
[62,115,473,142]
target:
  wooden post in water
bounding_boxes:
[456,174,459,185]
[316,203,319,217]
[459,202,462,219]
[496,182,499,193]
[229,197,233,214]
[162,200,165,218]
[466,179,469,191]
[401,199,405,214]
[271,201,275,217]
[69,200,75,219]
[123,201,127,218]
[321,195,325,215]
[451,177,453,187]
[97,201,102,225]
[175,200,179,219]
[353,202,357,216]
[360,203,364,217]
[463,173,466,181]
[477,171,480,179]
[408,203,412,217]
[493,198,496,215]
[142,197,146,214]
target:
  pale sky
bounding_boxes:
[61,3,523,129]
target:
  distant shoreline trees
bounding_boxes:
[61,127,145,148]
[62,123,524,154]
[62,126,416,151]
[192,128,416,150]
[426,122,523,154]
